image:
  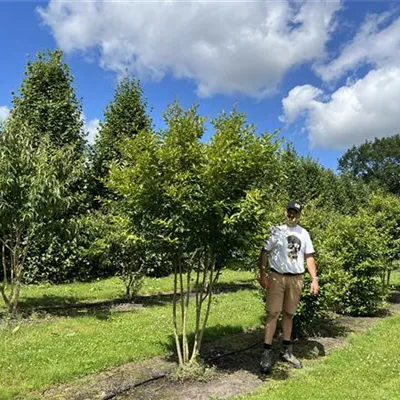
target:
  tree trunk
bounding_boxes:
[172,259,183,366]
[190,248,216,363]
[0,229,29,324]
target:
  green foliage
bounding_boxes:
[108,103,284,364]
[109,103,283,266]
[325,172,372,215]
[281,146,326,206]
[338,134,400,195]
[292,276,328,337]
[2,49,89,286]
[84,212,157,298]
[92,75,152,201]
[363,193,400,287]
[204,110,284,269]
[280,143,372,216]
[22,216,110,284]
[6,49,85,153]
[0,122,83,318]
[317,211,388,316]
[292,195,394,331]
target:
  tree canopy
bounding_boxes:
[93,75,152,182]
[5,49,85,154]
[338,134,400,196]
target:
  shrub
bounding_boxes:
[317,211,388,316]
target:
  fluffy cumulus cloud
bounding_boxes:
[0,106,10,124]
[84,117,100,145]
[279,85,323,124]
[315,11,400,82]
[280,67,400,149]
[281,9,400,149]
[38,0,340,98]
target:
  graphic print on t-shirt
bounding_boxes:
[264,224,313,274]
[287,235,302,260]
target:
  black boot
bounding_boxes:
[260,348,272,374]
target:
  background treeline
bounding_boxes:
[1,50,399,326]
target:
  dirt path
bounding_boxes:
[31,292,400,400]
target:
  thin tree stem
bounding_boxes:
[196,252,216,355]
[172,261,183,366]
[191,248,211,362]
[191,252,203,362]
[0,242,10,307]
[184,268,191,362]
[178,256,188,363]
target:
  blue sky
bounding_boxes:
[1,1,400,171]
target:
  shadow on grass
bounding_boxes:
[292,315,350,339]
[1,281,256,321]
[388,289,400,304]
[160,313,351,383]
[1,295,115,321]
[18,294,88,309]
[213,280,256,293]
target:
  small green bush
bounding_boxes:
[317,211,388,316]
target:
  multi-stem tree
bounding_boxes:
[108,103,283,367]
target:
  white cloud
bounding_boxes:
[84,118,100,145]
[279,85,323,124]
[280,67,400,150]
[282,8,400,150]
[0,106,10,124]
[38,0,341,98]
[315,11,400,81]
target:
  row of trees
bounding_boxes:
[1,50,399,367]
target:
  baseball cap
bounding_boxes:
[286,201,302,213]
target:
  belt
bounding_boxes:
[269,268,304,276]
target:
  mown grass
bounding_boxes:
[1,269,397,399]
[236,313,400,400]
[390,269,400,288]
[0,269,255,310]
[0,270,260,399]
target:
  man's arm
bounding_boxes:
[306,254,319,295]
[258,248,269,289]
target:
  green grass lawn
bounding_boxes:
[0,270,259,399]
[235,313,400,400]
[390,269,400,288]
[1,269,398,400]
[0,269,255,310]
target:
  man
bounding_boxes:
[258,201,319,374]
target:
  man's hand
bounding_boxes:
[258,274,269,289]
[306,255,318,296]
[310,279,319,296]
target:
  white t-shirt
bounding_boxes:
[263,224,314,274]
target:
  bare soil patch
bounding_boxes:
[28,291,400,400]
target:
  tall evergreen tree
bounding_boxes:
[2,49,89,284]
[6,49,85,153]
[93,76,152,183]
[281,144,326,205]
